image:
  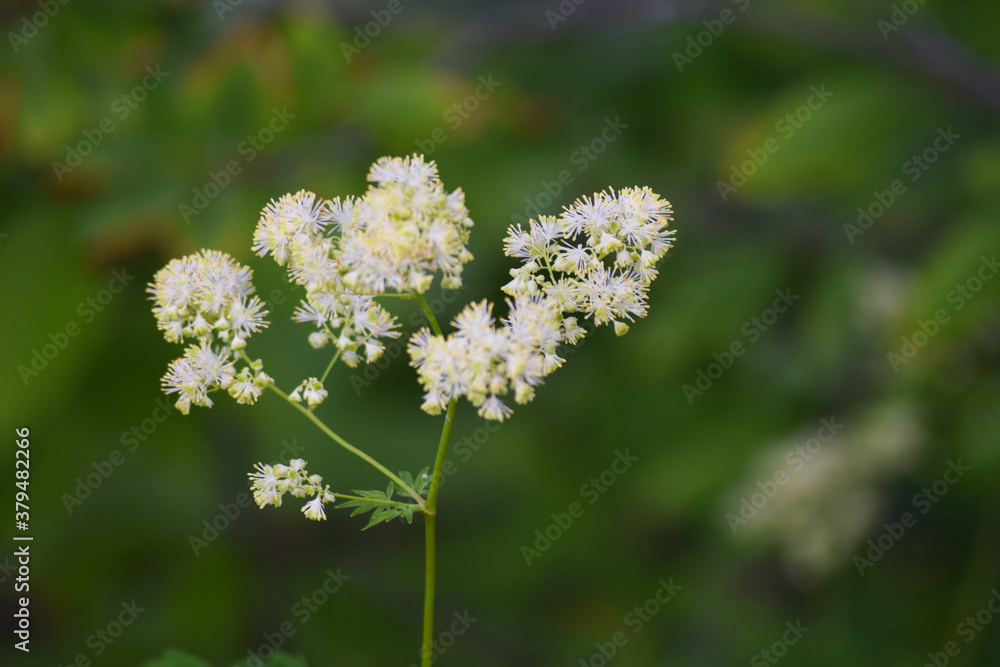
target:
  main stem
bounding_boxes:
[413,292,455,667]
[422,397,458,667]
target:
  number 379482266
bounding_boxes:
[15,427,30,522]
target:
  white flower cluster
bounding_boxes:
[289,377,328,407]
[408,187,674,421]
[148,250,272,414]
[503,186,674,331]
[248,458,335,521]
[253,155,474,367]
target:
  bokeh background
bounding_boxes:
[3,0,1000,665]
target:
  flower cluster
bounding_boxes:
[248,458,335,521]
[407,187,673,421]
[289,377,328,407]
[148,250,272,414]
[503,186,674,331]
[253,155,474,367]
[408,296,573,421]
[149,249,269,349]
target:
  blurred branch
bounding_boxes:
[747,5,1000,114]
[433,0,1000,113]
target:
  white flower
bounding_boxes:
[303,382,328,407]
[410,185,674,420]
[302,495,327,521]
[290,377,328,407]
[249,459,334,521]
[249,463,282,508]
[148,249,268,349]
[255,156,475,370]
[478,395,512,421]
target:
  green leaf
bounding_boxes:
[364,507,401,530]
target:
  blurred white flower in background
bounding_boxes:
[725,401,924,580]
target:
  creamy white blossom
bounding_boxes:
[289,377,329,407]
[502,186,673,331]
[148,249,269,348]
[150,251,273,414]
[409,186,674,421]
[249,459,334,521]
[254,156,474,368]
[408,295,567,421]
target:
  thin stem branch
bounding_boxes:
[330,491,419,507]
[264,382,426,509]
[237,351,423,506]
[415,292,445,336]
[319,347,343,385]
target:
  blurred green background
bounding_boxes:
[2,0,1000,665]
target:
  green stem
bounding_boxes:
[331,491,418,507]
[319,347,342,385]
[412,290,456,667]
[421,397,458,667]
[415,292,445,336]
[265,382,426,509]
